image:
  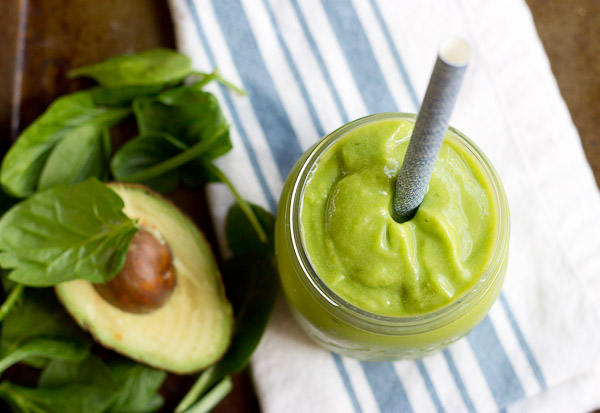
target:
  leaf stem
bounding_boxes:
[213,71,246,96]
[174,366,217,413]
[120,128,226,183]
[207,164,267,243]
[0,284,23,323]
[192,69,246,96]
[184,376,233,413]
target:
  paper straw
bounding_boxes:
[392,36,472,222]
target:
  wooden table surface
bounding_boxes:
[0,0,598,412]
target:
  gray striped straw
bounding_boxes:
[392,36,472,222]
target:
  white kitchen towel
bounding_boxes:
[167,0,600,412]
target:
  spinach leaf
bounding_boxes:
[110,84,234,190]
[0,382,47,413]
[110,125,227,186]
[91,84,167,107]
[86,62,244,107]
[38,355,114,389]
[135,85,231,160]
[180,161,222,186]
[0,338,89,375]
[37,124,110,190]
[225,203,274,258]
[0,91,129,198]
[36,356,166,413]
[0,288,90,373]
[110,133,186,192]
[68,49,192,88]
[0,355,119,413]
[0,179,138,287]
[0,381,116,413]
[175,204,277,413]
[108,358,166,413]
[1,289,89,355]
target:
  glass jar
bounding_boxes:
[275,113,510,360]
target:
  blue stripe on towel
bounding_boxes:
[290,0,350,123]
[332,354,362,413]
[415,359,445,413]
[261,0,326,138]
[442,349,476,413]
[320,0,396,114]
[211,0,304,178]
[185,0,277,212]
[361,361,414,413]
[467,316,526,407]
[367,0,420,110]
[499,292,547,390]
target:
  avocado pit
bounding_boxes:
[94,226,176,313]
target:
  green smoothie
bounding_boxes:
[276,113,508,360]
[300,118,497,317]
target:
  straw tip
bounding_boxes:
[439,36,472,67]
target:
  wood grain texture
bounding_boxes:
[0,0,24,154]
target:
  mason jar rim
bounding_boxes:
[288,112,510,334]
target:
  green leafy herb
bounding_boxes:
[108,358,166,413]
[38,355,114,389]
[176,203,277,412]
[0,178,138,286]
[135,85,231,160]
[110,133,186,191]
[0,381,48,413]
[34,356,166,413]
[0,91,129,197]
[37,124,111,190]
[111,128,227,185]
[0,355,119,413]
[112,84,232,188]
[68,49,192,88]
[108,73,240,192]
[0,380,116,413]
[91,84,168,107]
[1,288,90,370]
[0,338,89,375]
[225,202,274,257]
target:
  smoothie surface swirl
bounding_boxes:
[300,118,498,317]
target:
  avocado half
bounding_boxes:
[55,183,233,374]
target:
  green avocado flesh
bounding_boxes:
[301,119,498,317]
[56,183,233,374]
